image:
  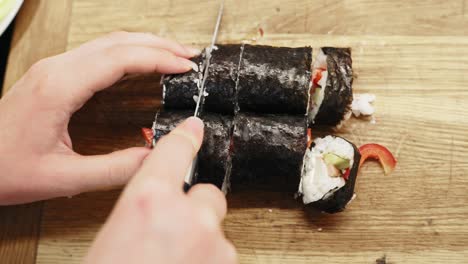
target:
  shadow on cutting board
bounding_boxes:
[0,23,14,94]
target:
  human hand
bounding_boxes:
[84,117,237,264]
[0,32,200,205]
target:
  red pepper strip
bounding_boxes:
[359,143,397,175]
[307,128,313,149]
[141,128,154,147]
[312,69,323,87]
[343,168,350,180]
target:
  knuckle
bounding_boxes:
[192,206,219,234]
[28,58,56,98]
[129,183,176,218]
[108,31,131,40]
[29,58,52,74]
[128,179,181,213]
[104,44,122,57]
[105,163,127,186]
[104,44,133,63]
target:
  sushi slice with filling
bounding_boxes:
[308,48,353,126]
[298,135,361,213]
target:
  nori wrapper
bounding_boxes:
[313,48,353,126]
[307,137,361,213]
[162,56,203,111]
[152,111,234,189]
[237,45,312,114]
[162,45,241,114]
[230,113,307,191]
[202,44,242,114]
[162,44,313,115]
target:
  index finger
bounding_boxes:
[130,117,204,191]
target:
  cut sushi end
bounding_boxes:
[307,49,328,124]
[309,47,354,127]
[298,135,358,213]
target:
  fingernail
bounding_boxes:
[183,116,204,137]
[186,46,202,57]
[172,117,204,151]
[180,58,199,72]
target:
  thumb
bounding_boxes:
[66,147,151,194]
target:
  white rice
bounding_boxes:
[351,93,376,117]
[313,136,354,162]
[298,136,355,204]
[308,49,329,123]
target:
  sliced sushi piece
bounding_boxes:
[230,113,307,191]
[308,48,353,126]
[202,44,243,114]
[237,44,312,114]
[298,135,361,213]
[162,55,204,111]
[162,44,241,114]
[151,111,234,192]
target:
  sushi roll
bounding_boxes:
[151,111,234,191]
[308,48,353,126]
[237,44,312,114]
[297,135,361,213]
[230,113,307,191]
[162,44,313,115]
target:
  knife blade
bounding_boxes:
[183,0,225,192]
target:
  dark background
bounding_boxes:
[0,23,14,95]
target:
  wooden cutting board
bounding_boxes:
[1,0,468,263]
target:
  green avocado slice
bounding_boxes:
[323,153,350,170]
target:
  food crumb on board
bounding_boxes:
[370,116,376,124]
[259,28,264,37]
[268,209,273,213]
[317,227,323,232]
[376,254,391,264]
[347,193,357,205]
[351,93,376,117]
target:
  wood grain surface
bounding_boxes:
[0,1,72,263]
[2,0,468,263]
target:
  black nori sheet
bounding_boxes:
[202,44,242,114]
[313,48,353,126]
[237,44,312,114]
[162,44,313,115]
[162,45,241,114]
[152,111,233,189]
[162,55,203,111]
[307,137,361,213]
[230,113,307,191]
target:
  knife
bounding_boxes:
[183,0,225,192]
